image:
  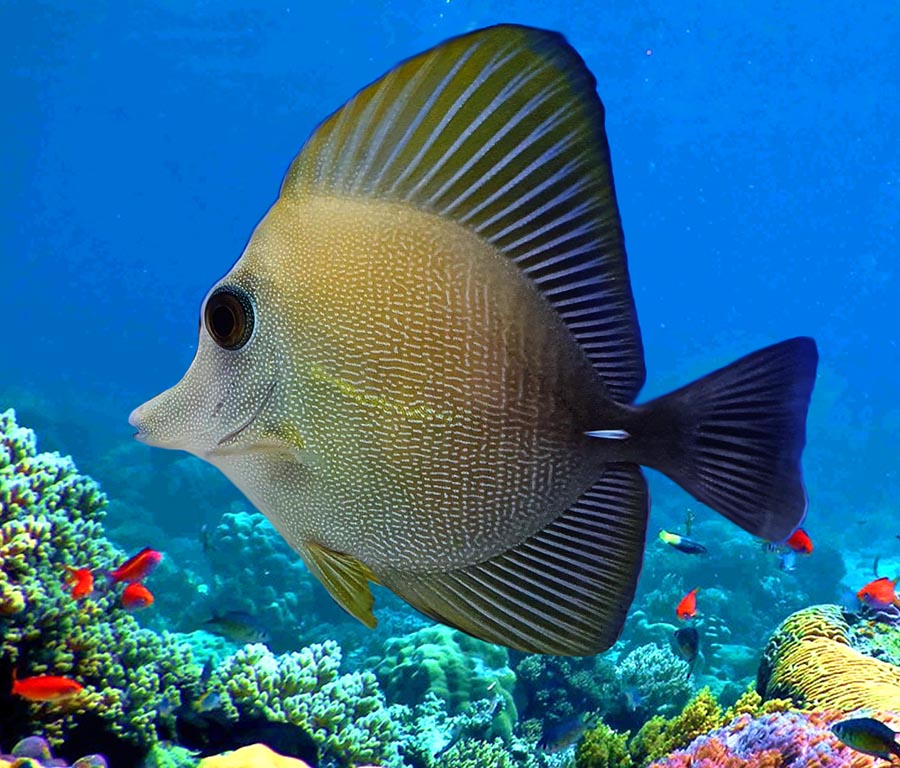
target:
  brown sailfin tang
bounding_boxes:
[129,24,817,655]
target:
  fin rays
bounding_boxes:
[377,464,649,655]
[283,24,646,403]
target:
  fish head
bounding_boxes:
[129,208,300,462]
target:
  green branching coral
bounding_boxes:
[575,721,633,768]
[0,408,200,747]
[433,737,517,768]
[629,687,721,765]
[212,640,401,767]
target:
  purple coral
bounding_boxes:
[0,736,107,768]
[651,710,898,767]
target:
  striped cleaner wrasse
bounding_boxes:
[129,24,817,655]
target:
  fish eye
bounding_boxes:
[204,285,255,350]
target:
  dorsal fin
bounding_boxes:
[282,24,645,403]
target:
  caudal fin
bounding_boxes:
[633,337,818,542]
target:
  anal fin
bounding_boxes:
[304,541,378,628]
[377,464,649,655]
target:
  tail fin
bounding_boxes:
[633,337,817,542]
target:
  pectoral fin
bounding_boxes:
[304,541,379,628]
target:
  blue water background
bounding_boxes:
[2,3,897,559]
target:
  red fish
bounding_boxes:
[121,582,154,610]
[676,588,698,621]
[64,567,94,600]
[109,547,162,584]
[12,670,84,702]
[785,528,813,554]
[858,577,899,609]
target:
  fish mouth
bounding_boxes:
[213,380,278,452]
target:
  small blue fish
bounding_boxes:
[623,685,644,711]
[832,717,900,760]
[537,717,587,753]
[778,550,797,572]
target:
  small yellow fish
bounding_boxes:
[129,24,817,655]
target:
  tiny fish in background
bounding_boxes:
[672,626,700,678]
[676,588,698,621]
[121,582,154,610]
[831,717,900,761]
[658,530,707,555]
[857,577,900,610]
[11,670,84,702]
[64,566,95,600]
[537,716,588,753]
[194,689,223,713]
[623,685,644,712]
[128,24,818,655]
[108,547,162,584]
[202,611,271,645]
[778,551,797,573]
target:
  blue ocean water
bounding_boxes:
[1,1,898,764]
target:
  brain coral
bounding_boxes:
[0,408,199,747]
[757,604,900,711]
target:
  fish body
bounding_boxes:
[858,577,900,609]
[110,547,162,584]
[202,611,271,645]
[65,567,95,600]
[832,717,900,760]
[194,689,223,713]
[12,671,84,702]
[658,530,707,555]
[672,626,699,677]
[537,717,587,752]
[784,527,813,554]
[778,550,797,572]
[121,582,154,610]
[129,24,818,655]
[676,589,698,621]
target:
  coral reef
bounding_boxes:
[757,604,900,711]
[209,641,401,767]
[202,510,318,650]
[515,652,618,728]
[0,408,200,747]
[0,735,106,767]
[647,710,900,768]
[375,625,517,741]
[575,721,632,768]
[615,643,692,720]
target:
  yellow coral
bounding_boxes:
[759,605,900,712]
[198,744,312,768]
